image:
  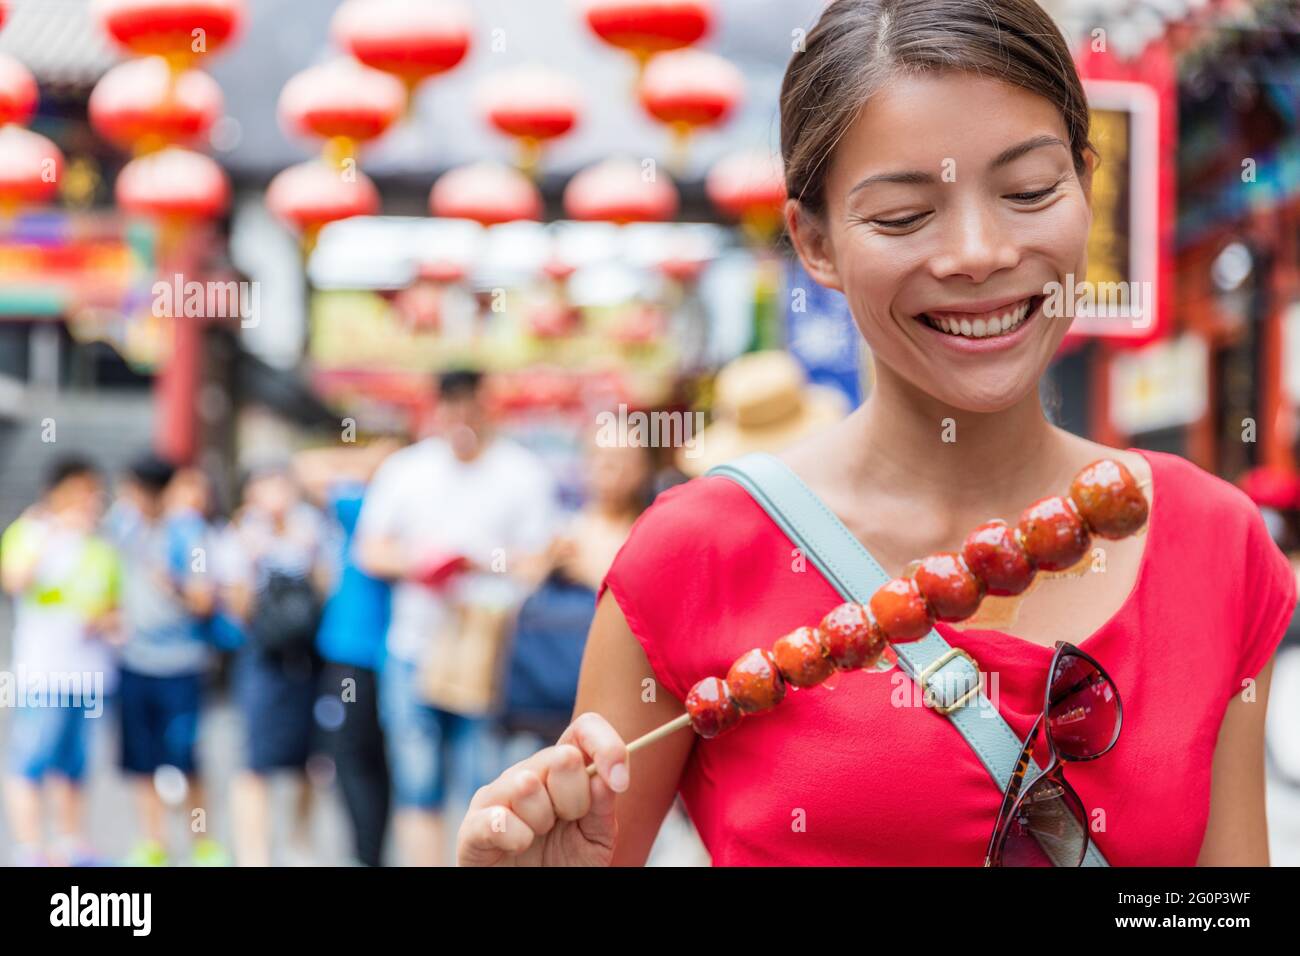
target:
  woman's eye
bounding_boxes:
[869,211,930,229]
[1006,185,1060,204]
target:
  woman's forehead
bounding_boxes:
[827,72,1072,192]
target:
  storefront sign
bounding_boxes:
[1069,79,1162,339]
[1109,333,1208,435]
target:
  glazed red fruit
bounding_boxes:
[684,676,742,738]
[1017,495,1091,571]
[869,577,934,642]
[771,625,835,689]
[914,551,985,621]
[962,519,1036,596]
[818,601,886,670]
[726,648,786,713]
[1069,458,1149,539]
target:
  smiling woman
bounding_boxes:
[456,0,1297,868]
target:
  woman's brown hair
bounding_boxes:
[780,0,1094,216]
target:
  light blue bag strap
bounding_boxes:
[709,452,1108,868]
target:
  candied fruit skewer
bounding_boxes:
[586,457,1150,774]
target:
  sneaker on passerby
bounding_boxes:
[52,837,105,867]
[190,837,231,867]
[122,840,169,867]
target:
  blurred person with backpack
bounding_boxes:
[293,438,400,867]
[216,463,330,866]
[104,453,230,867]
[2,457,120,866]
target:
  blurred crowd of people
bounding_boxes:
[1,369,668,866]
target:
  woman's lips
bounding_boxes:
[911,295,1044,353]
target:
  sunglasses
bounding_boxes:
[984,641,1122,867]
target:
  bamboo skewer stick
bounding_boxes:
[585,712,692,777]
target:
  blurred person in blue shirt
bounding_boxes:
[294,438,400,867]
[105,454,230,867]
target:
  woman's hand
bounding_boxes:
[457,712,630,866]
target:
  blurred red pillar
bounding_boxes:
[154,314,201,465]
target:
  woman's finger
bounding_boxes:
[457,806,535,866]
[542,744,592,821]
[558,712,630,793]
[502,767,558,836]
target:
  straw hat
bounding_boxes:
[678,350,849,476]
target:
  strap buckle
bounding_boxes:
[916,646,983,715]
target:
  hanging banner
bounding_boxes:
[783,257,862,408]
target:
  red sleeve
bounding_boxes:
[1236,505,1298,689]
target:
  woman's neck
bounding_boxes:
[847,360,1075,517]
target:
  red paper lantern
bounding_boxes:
[543,257,575,282]
[266,159,380,236]
[659,256,708,283]
[418,259,467,284]
[479,66,581,144]
[563,157,678,223]
[584,0,712,62]
[612,303,664,344]
[0,54,37,127]
[527,301,581,339]
[89,57,223,153]
[707,149,785,239]
[0,2,7,33]
[116,146,230,221]
[93,0,246,68]
[279,58,406,149]
[0,126,64,211]
[639,49,741,132]
[332,0,471,91]
[430,162,542,225]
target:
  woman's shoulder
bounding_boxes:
[601,474,782,598]
[626,474,778,556]
[1141,448,1265,531]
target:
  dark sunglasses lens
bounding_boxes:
[998,774,1089,867]
[1047,651,1119,759]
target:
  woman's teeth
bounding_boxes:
[920,298,1034,338]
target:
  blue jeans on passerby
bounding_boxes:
[378,656,493,810]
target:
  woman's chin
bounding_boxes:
[930,371,1041,414]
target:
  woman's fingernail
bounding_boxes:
[608,762,629,792]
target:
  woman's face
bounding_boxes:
[791,72,1093,412]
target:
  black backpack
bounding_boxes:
[249,569,322,659]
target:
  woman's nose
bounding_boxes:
[928,203,1020,284]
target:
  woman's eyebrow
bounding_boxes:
[989,135,1068,170]
[846,135,1067,197]
[847,169,935,196]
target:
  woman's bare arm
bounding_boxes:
[458,588,695,866]
[575,589,696,865]
[1196,657,1275,865]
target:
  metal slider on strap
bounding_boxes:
[916,646,983,715]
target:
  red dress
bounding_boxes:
[599,449,1296,865]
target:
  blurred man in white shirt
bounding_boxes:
[356,369,558,865]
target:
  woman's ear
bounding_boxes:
[784,198,842,291]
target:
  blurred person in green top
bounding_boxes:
[1,456,121,866]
